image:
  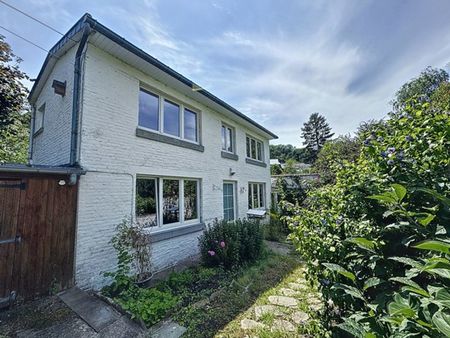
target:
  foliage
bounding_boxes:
[393,66,448,111]
[264,212,290,242]
[0,35,29,130]
[313,135,361,185]
[431,82,450,111]
[105,219,152,289]
[288,95,450,336]
[199,219,264,268]
[0,111,29,164]
[269,143,311,163]
[301,112,334,161]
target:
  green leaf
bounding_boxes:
[363,277,384,291]
[392,183,407,202]
[334,283,366,301]
[346,237,377,252]
[389,277,429,297]
[388,294,416,318]
[416,213,436,226]
[412,240,450,254]
[416,187,450,208]
[432,311,450,336]
[431,287,450,309]
[337,318,368,338]
[389,256,424,269]
[367,194,397,204]
[323,263,356,282]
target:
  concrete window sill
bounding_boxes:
[136,128,205,152]
[221,151,238,161]
[148,222,205,243]
[245,158,267,167]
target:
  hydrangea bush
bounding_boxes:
[287,98,450,336]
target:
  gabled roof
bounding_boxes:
[29,13,278,140]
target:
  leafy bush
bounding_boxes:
[199,219,264,268]
[288,95,450,336]
[264,212,289,242]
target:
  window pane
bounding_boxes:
[226,128,233,152]
[163,179,179,224]
[248,184,252,209]
[139,90,159,130]
[163,100,180,136]
[246,137,251,157]
[221,126,227,150]
[184,109,197,142]
[223,183,234,221]
[184,180,198,221]
[252,184,259,209]
[136,179,158,227]
[251,139,257,159]
[257,142,262,161]
[259,184,264,208]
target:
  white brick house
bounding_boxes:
[28,14,277,290]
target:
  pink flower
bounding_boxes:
[208,250,216,256]
[220,241,226,248]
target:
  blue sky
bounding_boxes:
[1,0,450,146]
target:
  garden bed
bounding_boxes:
[102,251,321,337]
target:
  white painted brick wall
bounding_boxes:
[32,47,76,166]
[35,43,273,290]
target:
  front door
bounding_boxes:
[0,179,23,304]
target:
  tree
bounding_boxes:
[301,112,334,161]
[313,135,360,185]
[269,144,309,163]
[393,66,448,110]
[0,35,29,163]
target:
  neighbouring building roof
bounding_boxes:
[29,13,278,140]
[271,174,320,189]
[0,164,86,175]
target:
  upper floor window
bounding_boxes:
[221,124,234,153]
[34,103,45,134]
[246,135,263,161]
[136,176,200,228]
[138,88,199,143]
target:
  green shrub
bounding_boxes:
[199,219,264,268]
[264,212,289,242]
[288,97,450,336]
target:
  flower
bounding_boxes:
[387,160,395,166]
[363,139,371,146]
[405,135,413,142]
[387,147,396,153]
[380,151,387,158]
[329,246,336,252]
[220,241,225,248]
[208,250,216,256]
[377,136,384,142]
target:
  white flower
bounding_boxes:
[329,246,336,252]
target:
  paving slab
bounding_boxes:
[240,319,265,330]
[58,287,120,332]
[149,319,186,338]
[254,305,282,319]
[268,295,298,308]
[271,319,296,332]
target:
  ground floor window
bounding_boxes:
[136,176,200,228]
[223,182,236,221]
[248,182,265,209]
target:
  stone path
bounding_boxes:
[236,266,323,337]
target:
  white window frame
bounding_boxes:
[135,176,201,230]
[223,181,237,221]
[221,123,235,154]
[248,182,266,209]
[246,135,264,162]
[138,86,201,145]
[34,103,45,135]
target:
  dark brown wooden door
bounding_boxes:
[0,179,23,300]
[0,174,77,301]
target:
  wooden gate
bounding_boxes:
[0,172,78,304]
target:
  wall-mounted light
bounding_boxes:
[52,80,66,96]
[229,168,236,176]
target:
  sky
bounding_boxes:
[1,0,450,146]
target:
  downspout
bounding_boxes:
[70,24,91,166]
[28,104,35,165]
